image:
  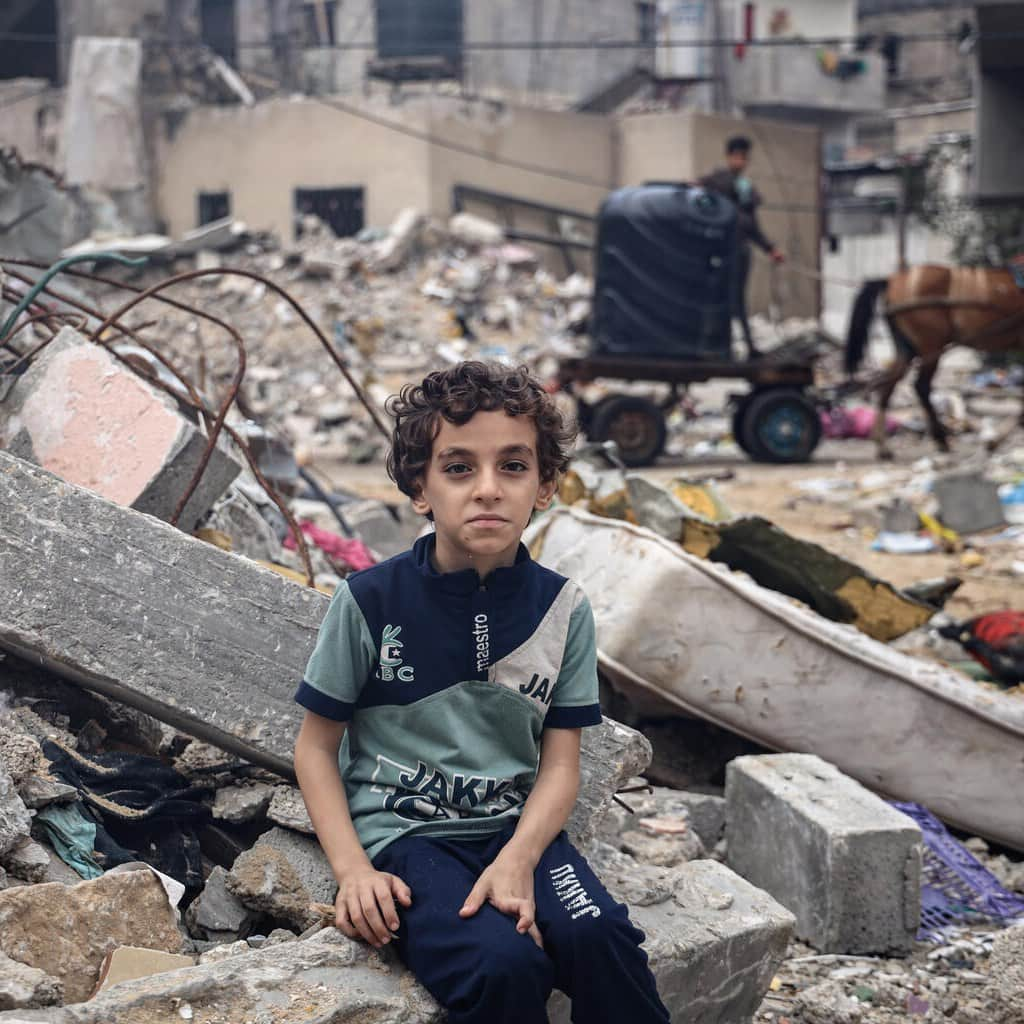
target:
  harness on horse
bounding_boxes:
[1010,254,1024,290]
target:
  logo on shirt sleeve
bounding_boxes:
[378,624,415,682]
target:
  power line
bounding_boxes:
[0,28,1008,52]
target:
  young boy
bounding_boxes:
[293,361,670,1024]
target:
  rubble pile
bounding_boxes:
[0,208,589,473]
[2,205,1024,1023]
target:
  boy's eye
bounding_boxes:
[503,461,529,472]
[442,463,471,475]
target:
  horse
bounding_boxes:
[844,263,1024,459]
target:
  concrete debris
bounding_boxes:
[934,470,1006,535]
[449,211,505,248]
[0,727,46,788]
[184,866,258,941]
[373,207,426,271]
[599,783,713,867]
[253,827,337,906]
[0,930,444,1024]
[1,839,50,885]
[225,846,318,932]
[265,785,314,833]
[0,770,31,859]
[726,754,922,954]
[93,946,195,995]
[0,868,183,1003]
[0,951,62,1011]
[15,777,76,812]
[988,922,1024,1023]
[566,718,652,847]
[209,783,274,825]
[548,851,795,1024]
[0,328,241,533]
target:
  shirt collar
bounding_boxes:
[412,533,532,595]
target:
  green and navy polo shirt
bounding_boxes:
[295,533,603,859]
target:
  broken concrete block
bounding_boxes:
[0,930,442,1024]
[0,770,31,858]
[989,922,1024,1023]
[0,328,241,532]
[548,856,795,1024]
[0,868,183,1002]
[0,450,327,771]
[0,728,46,787]
[449,211,505,248]
[374,208,425,271]
[0,951,62,1011]
[725,753,922,954]
[15,777,76,811]
[625,474,690,540]
[619,826,704,867]
[226,846,317,932]
[266,785,314,833]
[668,791,726,849]
[600,784,726,852]
[254,827,337,905]
[567,718,652,847]
[0,839,50,884]
[185,866,259,941]
[94,946,195,994]
[934,471,1006,534]
[210,783,274,825]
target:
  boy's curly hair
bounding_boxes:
[386,361,576,500]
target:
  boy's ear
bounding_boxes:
[410,478,431,517]
[534,477,558,512]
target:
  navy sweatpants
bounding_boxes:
[373,822,670,1024]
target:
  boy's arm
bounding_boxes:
[459,727,581,947]
[294,711,411,949]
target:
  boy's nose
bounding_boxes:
[472,468,502,500]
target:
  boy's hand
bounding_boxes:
[334,868,412,948]
[459,851,544,950]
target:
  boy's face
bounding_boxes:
[412,409,557,575]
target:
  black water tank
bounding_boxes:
[591,184,737,360]
[377,0,463,59]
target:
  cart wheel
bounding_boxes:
[588,394,667,467]
[731,396,756,456]
[739,389,821,463]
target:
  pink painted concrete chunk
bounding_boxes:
[16,344,185,504]
[9,342,186,506]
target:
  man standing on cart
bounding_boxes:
[701,136,785,360]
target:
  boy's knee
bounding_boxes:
[545,899,643,955]
[467,932,553,1009]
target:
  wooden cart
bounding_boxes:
[556,337,825,466]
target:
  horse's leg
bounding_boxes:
[872,357,910,460]
[912,356,950,452]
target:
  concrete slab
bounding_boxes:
[0,327,240,531]
[0,449,326,774]
[726,753,922,954]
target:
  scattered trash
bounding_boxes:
[871,532,938,555]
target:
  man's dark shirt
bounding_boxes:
[700,168,775,254]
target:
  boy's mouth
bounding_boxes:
[468,514,509,525]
